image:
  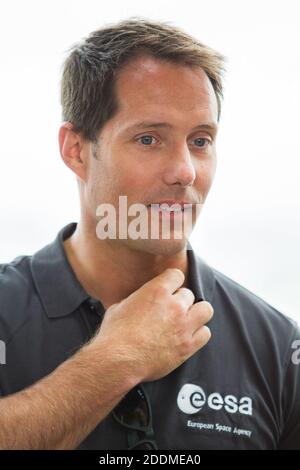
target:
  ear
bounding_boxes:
[58,122,87,182]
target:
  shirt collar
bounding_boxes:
[187,242,216,304]
[31,222,90,318]
[31,222,215,318]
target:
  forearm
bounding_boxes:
[0,339,138,449]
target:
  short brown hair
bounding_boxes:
[60,17,226,142]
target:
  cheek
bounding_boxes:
[118,160,152,194]
[85,162,118,209]
[195,159,216,196]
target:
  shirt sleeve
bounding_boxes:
[278,324,300,449]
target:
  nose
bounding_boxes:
[162,144,196,187]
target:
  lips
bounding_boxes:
[147,201,194,216]
[147,200,193,209]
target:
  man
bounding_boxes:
[0,18,299,450]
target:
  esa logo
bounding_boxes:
[177,384,252,416]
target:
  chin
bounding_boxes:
[125,236,189,257]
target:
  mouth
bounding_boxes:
[147,200,193,213]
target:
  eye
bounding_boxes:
[136,135,158,146]
[192,137,212,148]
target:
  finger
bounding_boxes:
[192,325,212,348]
[173,287,195,310]
[145,268,185,295]
[181,326,212,362]
[188,301,214,333]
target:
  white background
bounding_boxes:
[0,0,299,321]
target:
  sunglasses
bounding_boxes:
[112,384,158,450]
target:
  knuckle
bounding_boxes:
[200,301,214,318]
[175,288,195,311]
[153,284,168,299]
[180,287,194,299]
[179,336,192,356]
[172,301,183,315]
[197,326,211,345]
[173,296,186,313]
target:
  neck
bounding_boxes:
[63,220,189,310]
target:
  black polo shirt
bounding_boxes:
[0,222,299,450]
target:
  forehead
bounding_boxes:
[113,55,218,123]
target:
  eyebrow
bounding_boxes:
[124,121,218,133]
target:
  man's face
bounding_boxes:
[82,55,219,256]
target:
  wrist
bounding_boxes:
[82,337,141,395]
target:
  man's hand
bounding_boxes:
[94,268,213,382]
[0,269,213,449]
